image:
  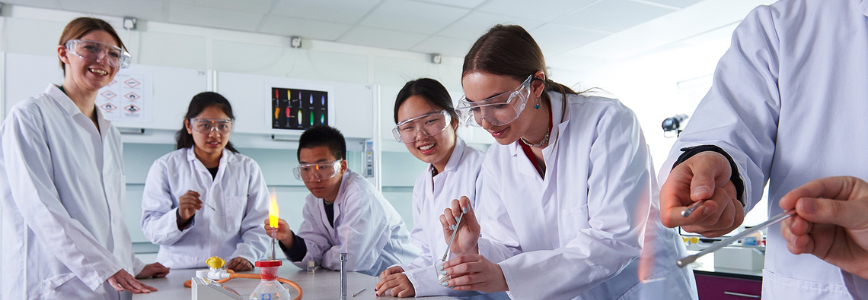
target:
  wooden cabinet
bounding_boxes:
[695,272,762,299]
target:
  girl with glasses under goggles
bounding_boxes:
[375,79,499,298]
[140,92,271,274]
[438,24,697,300]
[0,17,169,299]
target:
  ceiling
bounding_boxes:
[3,0,713,56]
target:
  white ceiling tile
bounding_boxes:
[530,23,610,56]
[437,11,544,40]
[270,0,381,24]
[477,0,598,22]
[337,26,428,51]
[2,0,61,9]
[638,0,704,9]
[410,35,473,57]
[557,0,676,33]
[360,0,469,34]
[416,0,486,9]
[167,3,263,32]
[165,0,274,14]
[58,0,167,22]
[259,15,352,41]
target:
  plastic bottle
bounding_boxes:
[249,260,291,300]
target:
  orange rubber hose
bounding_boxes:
[183,270,303,300]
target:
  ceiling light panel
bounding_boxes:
[271,0,381,24]
[359,0,469,34]
[556,0,676,33]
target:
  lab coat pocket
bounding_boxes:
[40,272,78,298]
[219,196,247,232]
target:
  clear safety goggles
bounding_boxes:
[392,110,452,144]
[293,160,342,182]
[190,118,234,134]
[455,75,533,127]
[65,39,132,69]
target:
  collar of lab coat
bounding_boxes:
[45,84,113,140]
[426,136,468,175]
[507,91,570,157]
[328,168,356,207]
[185,146,233,169]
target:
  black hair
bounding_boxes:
[176,91,239,153]
[297,125,346,161]
[393,78,458,125]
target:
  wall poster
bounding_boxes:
[271,87,328,130]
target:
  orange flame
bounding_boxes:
[269,188,279,228]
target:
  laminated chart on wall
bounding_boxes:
[271,87,328,130]
[96,71,153,122]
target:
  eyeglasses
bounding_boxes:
[190,118,233,134]
[293,160,342,182]
[392,110,452,144]
[64,39,132,69]
[455,75,534,127]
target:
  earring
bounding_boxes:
[534,98,540,109]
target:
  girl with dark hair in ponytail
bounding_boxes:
[141,92,270,273]
[438,24,697,299]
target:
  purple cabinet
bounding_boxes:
[695,272,762,299]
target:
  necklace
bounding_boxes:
[520,130,550,148]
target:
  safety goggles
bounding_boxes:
[293,160,342,182]
[65,39,132,69]
[455,75,533,127]
[190,118,234,134]
[392,110,452,144]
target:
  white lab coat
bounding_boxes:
[476,92,696,300]
[0,84,144,300]
[140,148,270,268]
[293,169,420,276]
[658,0,868,299]
[397,137,488,297]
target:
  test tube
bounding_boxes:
[340,253,348,300]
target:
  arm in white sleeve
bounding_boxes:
[230,162,270,263]
[2,109,123,291]
[658,5,782,211]
[320,188,391,273]
[402,176,434,271]
[844,271,868,300]
[292,200,331,269]
[140,159,195,245]
[499,107,650,300]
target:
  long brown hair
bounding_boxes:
[58,17,127,75]
[462,24,578,101]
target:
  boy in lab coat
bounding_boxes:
[265,125,419,275]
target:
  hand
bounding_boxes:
[439,197,480,255]
[178,190,202,223]
[375,267,415,297]
[660,151,744,237]
[780,176,868,279]
[107,269,158,294]
[226,257,253,272]
[442,254,507,293]
[263,218,294,247]
[135,262,170,279]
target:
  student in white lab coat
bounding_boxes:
[438,24,696,300]
[141,92,269,271]
[375,78,491,297]
[264,125,419,276]
[657,1,868,299]
[0,17,169,299]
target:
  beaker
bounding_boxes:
[249,260,291,300]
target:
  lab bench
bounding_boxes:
[132,261,468,300]
[690,252,763,299]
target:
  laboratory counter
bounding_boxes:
[132,262,490,300]
[689,252,763,299]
